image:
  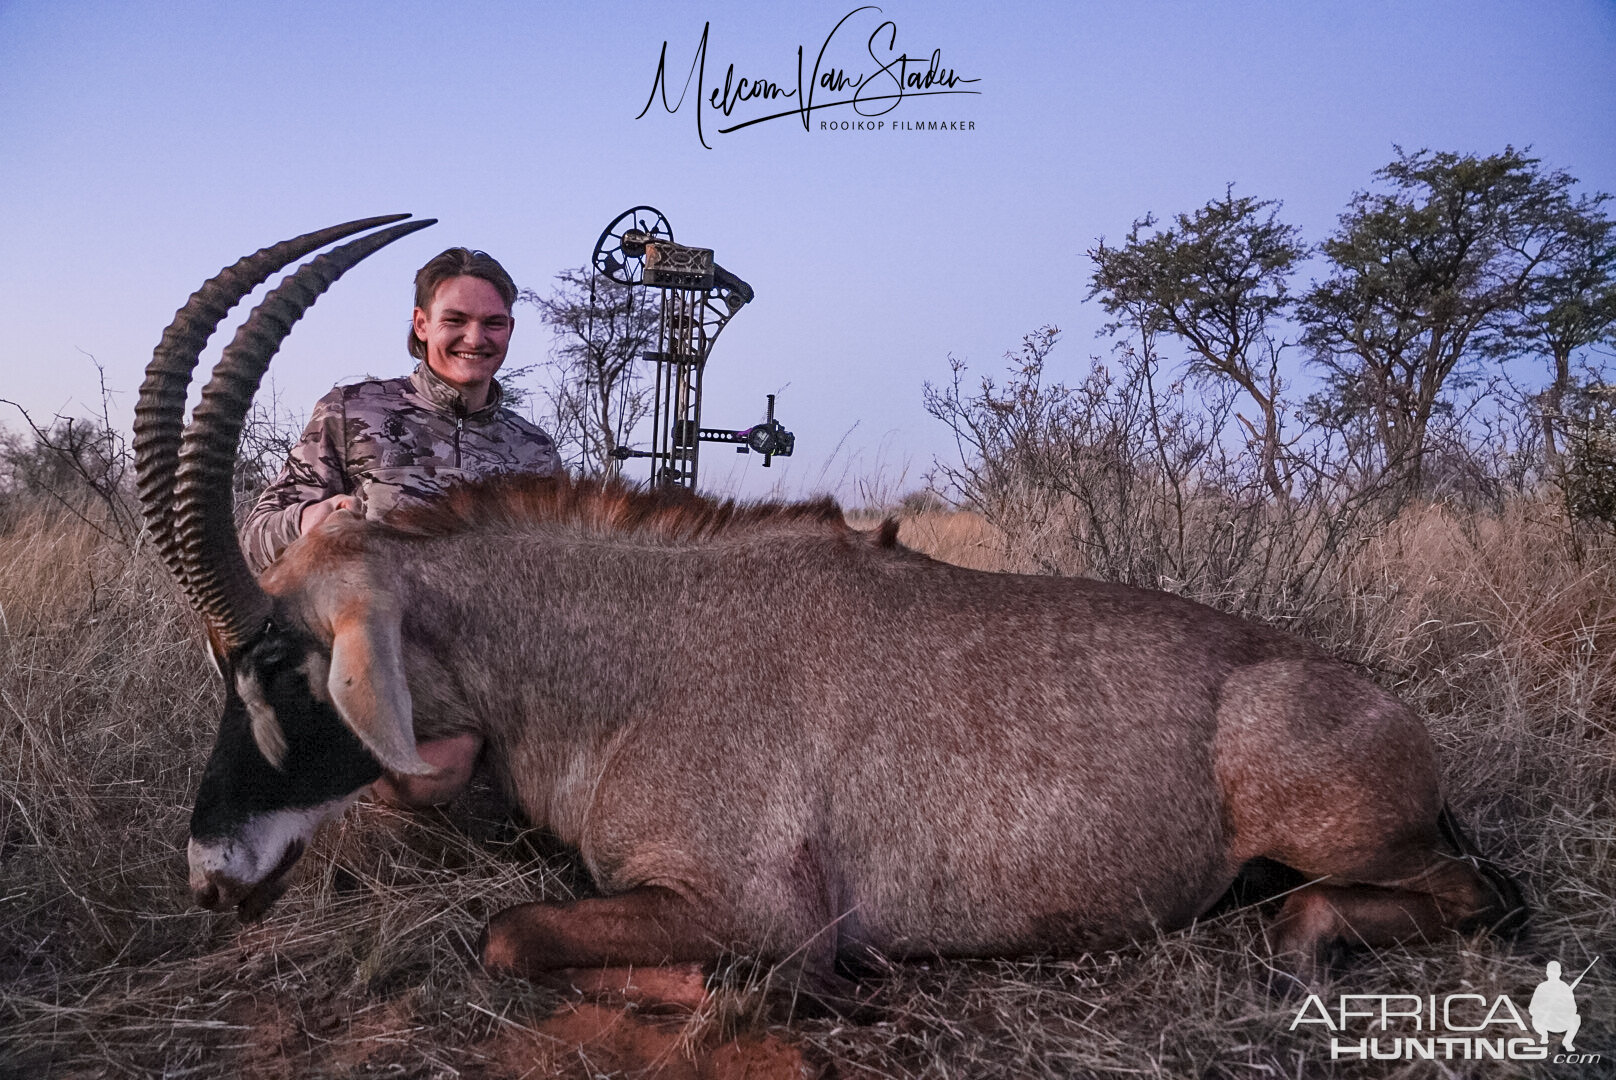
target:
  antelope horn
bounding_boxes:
[169,217,437,654]
[135,215,414,589]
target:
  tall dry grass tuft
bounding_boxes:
[0,487,1611,1078]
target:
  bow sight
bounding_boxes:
[593,206,794,491]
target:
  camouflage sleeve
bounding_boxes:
[240,389,351,574]
[512,415,563,477]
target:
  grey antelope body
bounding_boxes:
[136,218,1521,981]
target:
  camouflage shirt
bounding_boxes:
[241,361,560,572]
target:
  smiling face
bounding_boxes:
[412,275,514,409]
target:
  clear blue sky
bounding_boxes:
[3,1,1613,499]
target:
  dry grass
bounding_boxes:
[849,508,1015,574]
[1,497,1612,1078]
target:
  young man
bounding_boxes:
[241,247,560,573]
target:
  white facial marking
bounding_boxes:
[236,669,288,769]
[187,793,360,894]
[237,654,333,768]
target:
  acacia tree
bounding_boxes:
[1299,147,1589,497]
[521,267,660,478]
[1088,189,1304,500]
[1506,198,1616,469]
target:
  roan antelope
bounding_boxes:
[135,216,1523,986]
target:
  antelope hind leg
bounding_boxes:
[1263,806,1522,976]
[1216,660,1523,975]
[1266,846,1518,982]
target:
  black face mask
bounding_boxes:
[190,628,383,842]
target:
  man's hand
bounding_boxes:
[299,493,359,534]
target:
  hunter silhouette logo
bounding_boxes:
[1530,958,1597,1052]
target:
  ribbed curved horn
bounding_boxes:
[135,215,414,589]
[172,218,438,653]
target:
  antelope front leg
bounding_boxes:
[480,886,722,979]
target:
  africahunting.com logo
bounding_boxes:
[1290,959,1601,1064]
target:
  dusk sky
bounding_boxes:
[3,1,1613,499]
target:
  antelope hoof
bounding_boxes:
[478,916,524,977]
[479,905,564,979]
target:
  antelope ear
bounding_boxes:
[326,598,434,776]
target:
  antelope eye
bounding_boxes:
[249,631,308,675]
[266,663,305,690]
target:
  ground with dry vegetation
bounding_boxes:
[1,496,1612,1079]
